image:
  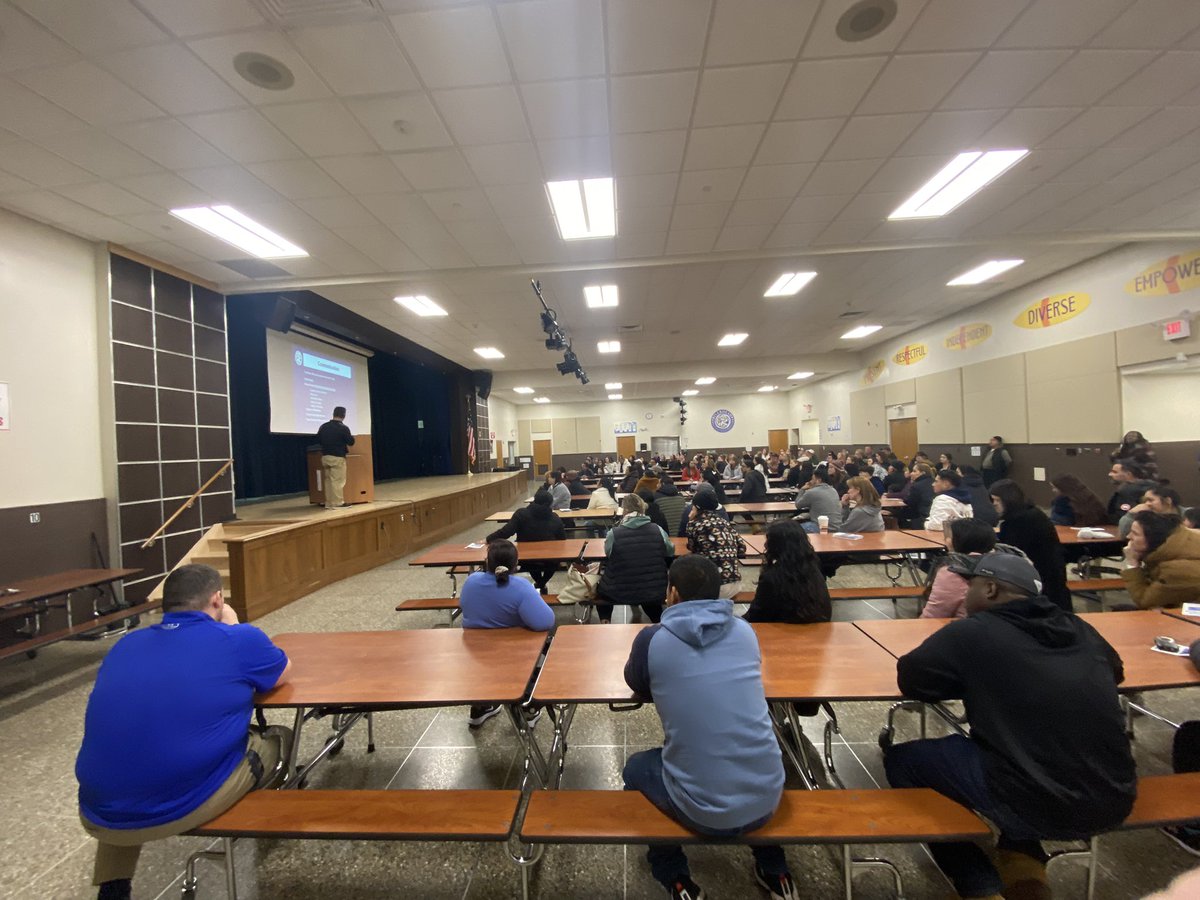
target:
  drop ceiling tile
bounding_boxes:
[714,223,772,251]
[246,159,345,199]
[615,231,667,259]
[665,227,719,254]
[187,31,332,105]
[814,217,878,245]
[261,100,378,157]
[56,181,157,216]
[391,148,478,190]
[0,78,90,140]
[1040,106,1156,149]
[609,71,698,134]
[496,0,606,81]
[520,79,609,141]
[537,135,611,180]
[0,3,78,73]
[801,158,884,196]
[422,188,498,223]
[763,220,823,249]
[462,143,544,186]
[390,6,511,89]
[358,192,440,228]
[2,189,125,237]
[316,155,413,195]
[446,220,522,265]
[901,0,1026,51]
[177,165,286,207]
[484,182,551,220]
[834,191,904,221]
[1106,108,1200,150]
[618,204,672,234]
[938,50,1074,111]
[607,0,710,74]
[780,193,850,224]
[35,131,163,179]
[344,93,454,152]
[705,0,817,65]
[669,202,732,230]
[725,197,789,227]
[1100,51,1200,106]
[616,172,679,208]
[288,195,378,229]
[754,118,844,165]
[431,85,529,145]
[289,22,420,96]
[133,0,265,37]
[692,64,791,128]
[15,60,162,126]
[11,0,167,53]
[0,140,102,186]
[737,163,815,200]
[1049,147,1150,183]
[402,229,473,268]
[1090,0,1200,49]
[998,0,1130,48]
[0,171,35,194]
[676,168,746,204]
[1108,144,1200,184]
[683,124,765,171]
[774,57,887,121]
[978,107,1084,147]
[800,0,929,59]
[114,172,214,208]
[822,113,923,161]
[99,44,245,116]
[336,226,427,271]
[181,109,303,164]
[856,52,980,115]
[895,109,1006,157]
[1022,50,1159,107]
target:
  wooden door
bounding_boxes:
[616,435,636,460]
[768,429,789,454]
[533,439,553,475]
[889,418,919,463]
[494,440,505,467]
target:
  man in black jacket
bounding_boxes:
[484,490,566,592]
[884,552,1135,899]
[317,406,355,509]
[1106,459,1158,524]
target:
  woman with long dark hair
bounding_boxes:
[743,520,831,624]
[1048,473,1110,527]
[990,479,1072,611]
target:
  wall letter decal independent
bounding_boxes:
[1013,293,1089,329]
[944,322,992,350]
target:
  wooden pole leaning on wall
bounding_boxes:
[142,459,234,549]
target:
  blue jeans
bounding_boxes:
[622,748,787,887]
[884,736,1046,898]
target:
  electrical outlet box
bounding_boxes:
[28,512,41,524]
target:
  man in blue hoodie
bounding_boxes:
[622,555,796,900]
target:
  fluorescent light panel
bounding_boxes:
[533,397,550,403]
[604,382,622,390]
[513,386,534,394]
[889,150,1028,220]
[717,333,748,347]
[394,294,446,316]
[608,393,622,400]
[758,385,777,392]
[169,205,307,258]
[788,371,814,380]
[841,325,882,340]
[584,284,619,308]
[764,271,817,297]
[597,340,620,353]
[695,377,716,385]
[947,259,1024,286]
[546,178,616,240]
[681,389,698,396]
[474,346,504,359]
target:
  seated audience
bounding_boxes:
[980,435,1011,488]
[840,476,884,533]
[1120,510,1200,609]
[654,475,687,536]
[549,471,573,510]
[685,489,746,598]
[924,469,973,531]
[679,459,703,482]
[679,482,729,537]
[794,467,843,533]
[723,457,743,479]
[1107,459,1157,523]
[638,488,671,534]
[990,479,1073,611]
[739,464,769,503]
[565,470,590,497]
[1047,473,1109,527]
[623,556,796,900]
[900,463,936,529]
[920,518,999,619]
[76,565,292,900]
[1119,484,1183,537]
[1186,507,1200,530]
[460,541,555,726]
[485,489,566,593]
[883,460,908,495]
[885,552,1135,900]
[619,465,642,494]
[595,493,675,624]
[909,450,932,472]
[938,452,954,470]
[587,476,618,511]
[1111,430,1158,481]
[957,465,999,527]
[744,520,831,624]
[634,467,662,496]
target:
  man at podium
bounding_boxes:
[317,406,355,509]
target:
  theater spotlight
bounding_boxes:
[545,328,567,351]
[557,348,581,376]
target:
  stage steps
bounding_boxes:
[146,521,281,605]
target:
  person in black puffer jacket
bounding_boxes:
[900,464,936,529]
[484,489,565,592]
[989,479,1072,612]
[957,466,999,527]
[596,493,676,623]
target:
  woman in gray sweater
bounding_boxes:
[840,476,885,533]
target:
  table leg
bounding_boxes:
[507,704,550,791]
[820,703,845,789]
[770,701,817,790]
[283,707,305,786]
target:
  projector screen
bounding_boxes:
[265,330,373,435]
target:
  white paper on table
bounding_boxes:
[1181,603,1200,617]
[465,542,485,549]
[831,532,864,540]
[1151,645,1191,657]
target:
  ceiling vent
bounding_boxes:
[218,258,292,279]
[617,323,643,333]
[836,0,898,42]
[251,0,381,27]
[838,310,866,319]
[232,52,295,91]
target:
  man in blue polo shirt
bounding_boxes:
[76,564,292,900]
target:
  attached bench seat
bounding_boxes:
[1068,578,1129,594]
[0,599,160,662]
[397,594,560,612]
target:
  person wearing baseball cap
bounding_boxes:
[882,551,1136,900]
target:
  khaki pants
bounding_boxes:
[322,454,347,508]
[81,728,290,885]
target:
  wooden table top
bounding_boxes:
[491,508,619,522]
[725,502,798,514]
[257,629,548,708]
[532,621,904,704]
[0,567,141,609]
[881,497,906,509]
[854,618,949,659]
[806,530,945,553]
[1055,525,1124,546]
[409,539,589,567]
[579,536,691,561]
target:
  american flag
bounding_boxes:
[466,415,476,466]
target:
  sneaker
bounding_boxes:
[467,704,502,726]
[667,877,705,900]
[1163,824,1200,857]
[754,865,798,899]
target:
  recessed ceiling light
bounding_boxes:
[546,177,616,240]
[474,346,504,359]
[394,294,447,316]
[513,386,534,394]
[889,150,1028,219]
[758,385,777,392]
[169,206,307,258]
[695,377,716,385]
[947,259,1025,286]
[232,51,295,91]
[533,397,550,404]
[604,382,622,390]
[841,325,882,340]
[718,333,748,347]
[608,393,623,400]
[682,389,698,396]
[788,371,815,380]
[763,271,817,297]
[584,284,619,308]
[597,340,620,353]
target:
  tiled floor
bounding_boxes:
[1,504,1196,900]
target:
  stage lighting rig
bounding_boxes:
[674,395,687,426]
[532,278,590,385]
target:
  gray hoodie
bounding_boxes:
[794,482,843,530]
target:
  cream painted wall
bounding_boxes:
[0,209,104,508]
[488,395,518,446]
[1121,370,1200,443]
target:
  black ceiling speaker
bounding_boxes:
[473,369,493,400]
[264,297,296,333]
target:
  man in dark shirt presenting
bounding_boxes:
[883,552,1135,899]
[317,406,355,509]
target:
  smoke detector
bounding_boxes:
[836,0,898,43]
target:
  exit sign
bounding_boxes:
[1163,318,1191,341]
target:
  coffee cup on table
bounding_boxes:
[817,515,830,532]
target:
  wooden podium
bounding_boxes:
[307,435,375,506]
